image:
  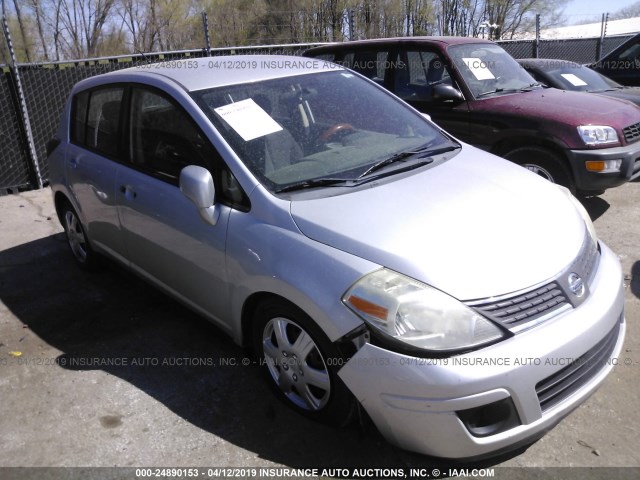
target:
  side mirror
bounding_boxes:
[179,165,219,225]
[433,84,465,102]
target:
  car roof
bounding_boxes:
[75,55,343,92]
[305,36,494,52]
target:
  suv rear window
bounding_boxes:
[342,51,388,84]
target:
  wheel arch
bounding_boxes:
[53,190,73,225]
[241,292,298,349]
[492,137,569,164]
[492,138,576,190]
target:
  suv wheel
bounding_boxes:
[253,299,355,426]
[60,201,98,270]
[504,146,575,193]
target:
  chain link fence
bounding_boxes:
[499,34,635,63]
[19,50,215,184]
[0,35,635,192]
[0,68,31,191]
[0,44,318,192]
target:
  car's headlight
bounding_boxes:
[342,269,506,353]
[577,125,619,146]
[556,184,597,242]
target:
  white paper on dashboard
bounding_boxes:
[560,73,588,87]
[462,58,496,80]
[214,98,283,141]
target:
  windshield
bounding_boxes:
[191,71,455,193]
[541,62,621,92]
[448,43,539,98]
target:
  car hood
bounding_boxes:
[290,149,586,301]
[596,88,640,108]
[472,88,640,128]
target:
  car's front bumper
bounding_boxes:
[568,142,640,191]
[338,242,625,459]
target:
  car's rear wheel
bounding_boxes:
[60,201,98,270]
[253,299,355,426]
[503,146,575,193]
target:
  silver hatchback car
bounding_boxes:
[48,55,625,459]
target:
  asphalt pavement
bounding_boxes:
[0,180,638,478]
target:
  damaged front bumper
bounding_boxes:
[338,242,626,459]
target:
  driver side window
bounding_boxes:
[128,87,248,209]
[394,51,451,101]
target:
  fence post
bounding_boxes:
[348,9,355,41]
[202,11,211,55]
[534,14,540,58]
[1,15,43,189]
[596,13,609,61]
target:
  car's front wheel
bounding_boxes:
[253,299,355,426]
[504,146,575,193]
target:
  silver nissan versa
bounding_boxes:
[47,55,625,459]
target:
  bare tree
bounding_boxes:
[12,0,32,61]
[483,0,568,40]
[57,0,117,57]
[611,0,640,20]
[26,0,49,60]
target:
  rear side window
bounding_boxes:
[311,53,335,62]
[71,87,124,158]
[70,91,88,145]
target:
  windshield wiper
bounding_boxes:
[520,82,545,91]
[275,177,352,193]
[477,84,542,97]
[276,145,459,192]
[476,87,505,98]
[358,145,457,179]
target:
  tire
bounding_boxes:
[503,146,575,193]
[253,299,355,426]
[60,201,99,270]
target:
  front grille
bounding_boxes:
[623,121,640,144]
[473,282,569,330]
[536,320,621,413]
[467,232,599,332]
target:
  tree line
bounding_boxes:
[2,0,570,63]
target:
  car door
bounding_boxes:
[389,49,470,140]
[116,85,237,327]
[65,86,128,262]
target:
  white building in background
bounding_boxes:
[517,17,640,39]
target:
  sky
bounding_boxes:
[562,0,640,23]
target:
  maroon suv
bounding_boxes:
[304,37,640,195]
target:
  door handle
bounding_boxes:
[119,185,137,198]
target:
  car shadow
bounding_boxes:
[579,195,609,222]
[0,233,530,472]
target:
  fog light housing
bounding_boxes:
[457,397,521,437]
[585,159,622,173]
